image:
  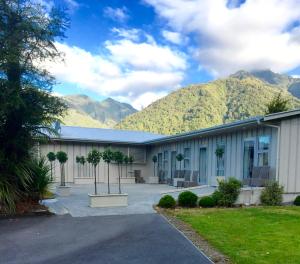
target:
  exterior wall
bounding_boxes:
[39,141,151,184]
[147,126,278,185]
[278,117,300,193]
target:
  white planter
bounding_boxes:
[120,177,136,184]
[235,187,264,205]
[88,193,128,208]
[148,176,159,184]
[74,178,94,184]
[56,186,71,197]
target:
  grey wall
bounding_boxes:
[148,126,278,186]
[278,117,300,193]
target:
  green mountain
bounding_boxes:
[62,95,137,128]
[117,70,300,135]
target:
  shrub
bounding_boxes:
[260,181,283,206]
[178,191,198,207]
[294,196,300,206]
[213,177,242,207]
[158,195,176,208]
[22,157,52,201]
[199,196,216,208]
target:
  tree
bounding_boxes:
[266,93,290,114]
[152,155,157,177]
[56,151,68,187]
[102,148,114,194]
[47,152,56,181]
[87,149,102,195]
[128,155,134,177]
[113,151,124,194]
[76,156,81,178]
[0,0,68,211]
[79,156,85,177]
[176,153,184,171]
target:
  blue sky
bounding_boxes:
[48,0,300,109]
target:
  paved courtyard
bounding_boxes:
[43,184,215,217]
[0,214,212,264]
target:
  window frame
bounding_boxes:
[183,147,191,170]
[257,135,271,167]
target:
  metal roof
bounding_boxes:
[263,109,300,122]
[53,126,165,144]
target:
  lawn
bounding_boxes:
[171,207,300,264]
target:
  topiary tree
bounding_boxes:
[266,93,290,114]
[113,151,124,194]
[178,191,198,207]
[176,153,184,171]
[158,195,176,208]
[87,149,102,195]
[76,155,81,178]
[294,196,300,206]
[152,155,157,178]
[56,151,68,187]
[47,152,56,181]
[102,148,114,194]
[199,196,216,208]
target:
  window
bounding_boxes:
[183,148,191,169]
[216,143,225,176]
[258,136,270,166]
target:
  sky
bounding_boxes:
[47,0,300,110]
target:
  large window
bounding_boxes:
[183,148,191,169]
[163,150,169,171]
[258,136,270,166]
[216,143,225,176]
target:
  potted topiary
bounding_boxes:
[87,149,102,195]
[47,151,56,182]
[149,155,159,184]
[56,151,70,196]
[102,148,114,194]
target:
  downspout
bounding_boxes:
[260,121,281,182]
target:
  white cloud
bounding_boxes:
[103,6,129,22]
[111,28,141,41]
[162,30,182,45]
[47,39,186,109]
[145,0,300,76]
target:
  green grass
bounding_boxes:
[172,207,300,264]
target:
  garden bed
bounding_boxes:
[160,206,300,264]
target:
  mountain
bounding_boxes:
[62,95,137,128]
[117,70,300,135]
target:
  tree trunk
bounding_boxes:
[60,163,65,186]
[118,164,121,194]
[126,164,128,178]
[50,162,53,181]
[153,163,155,177]
[107,163,110,194]
[94,165,97,195]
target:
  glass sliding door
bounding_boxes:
[243,140,255,179]
[199,147,208,184]
[171,151,177,181]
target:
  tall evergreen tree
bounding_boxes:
[0,0,68,211]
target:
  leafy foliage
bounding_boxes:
[178,191,198,207]
[113,151,124,164]
[47,152,56,162]
[212,177,242,207]
[158,195,176,208]
[260,181,283,206]
[266,93,290,114]
[199,196,216,208]
[0,0,67,212]
[176,153,184,162]
[117,75,300,134]
[87,149,102,167]
[152,155,157,163]
[56,151,68,164]
[294,196,300,206]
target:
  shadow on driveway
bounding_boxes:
[0,214,212,264]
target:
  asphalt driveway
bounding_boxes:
[0,214,212,264]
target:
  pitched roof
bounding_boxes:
[53,126,165,144]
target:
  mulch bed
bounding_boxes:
[156,207,231,264]
[0,199,52,218]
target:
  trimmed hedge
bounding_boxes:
[158,195,176,208]
[294,196,300,206]
[178,191,198,207]
[199,196,215,208]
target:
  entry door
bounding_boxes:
[199,147,208,184]
[243,140,255,179]
[171,151,177,180]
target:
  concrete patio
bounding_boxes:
[43,183,215,217]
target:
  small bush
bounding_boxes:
[260,181,283,206]
[178,191,198,207]
[158,195,176,208]
[294,196,300,206]
[199,196,215,208]
[213,177,242,207]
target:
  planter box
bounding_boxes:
[74,178,94,184]
[148,176,159,184]
[120,177,136,184]
[88,193,128,208]
[235,187,264,205]
[56,186,71,197]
